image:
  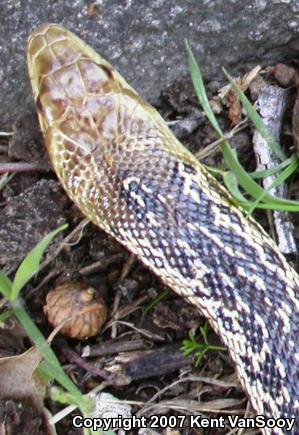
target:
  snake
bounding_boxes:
[27,23,299,434]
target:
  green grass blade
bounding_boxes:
[0,272,12,298]
[11,298,83,406]
[143,288,170,316]
[39,361,93,412]
[223,172,248,202]
[221,141,278,202]
[186,44,280,206]
[221,142,299,208]
[241,200,299,211]
[249,157,295,179]
[186,44,299,212]
[267,156,299,190]
[11,224,68,300]
[0,310,14,323]
[185,40,223,138]
[246,155,299,214]
[222,67,286,162]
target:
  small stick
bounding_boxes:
[252,84,296,254]
[38,218,90,273]
[0,131,13,137]
[79,253,124,275]
[196,118,249,160]
[0,161,49,174]
[82,338,146,357]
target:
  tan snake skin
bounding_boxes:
[27,23,299,434]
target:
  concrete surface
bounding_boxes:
[1,0,299,129]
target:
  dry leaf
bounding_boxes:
[0,347,45,414]
[0,347,57,434]
[224,65,262,126]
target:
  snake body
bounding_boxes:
[27,24,299,433]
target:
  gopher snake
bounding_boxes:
[27,24,299,434]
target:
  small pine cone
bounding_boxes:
[44,282,107,340]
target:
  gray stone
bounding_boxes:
[0,179,66,270]
[1,0,299,129]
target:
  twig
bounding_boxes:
[79,253,124,275]
[196,118,249,160]
[38,218,90,274]
[60,345,129,385]
[252,84,296,254]
[0,161,49,174]
[120,253,136,280]
[0,173,14,191]
[0,131,13,137]
[82,338,146,358]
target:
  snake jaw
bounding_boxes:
[28,24,299,432]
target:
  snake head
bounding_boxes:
[26,23,206,235]
[27,23,119,135]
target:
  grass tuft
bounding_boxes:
[185,41,299,213]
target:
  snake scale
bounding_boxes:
[27,24,299,434]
